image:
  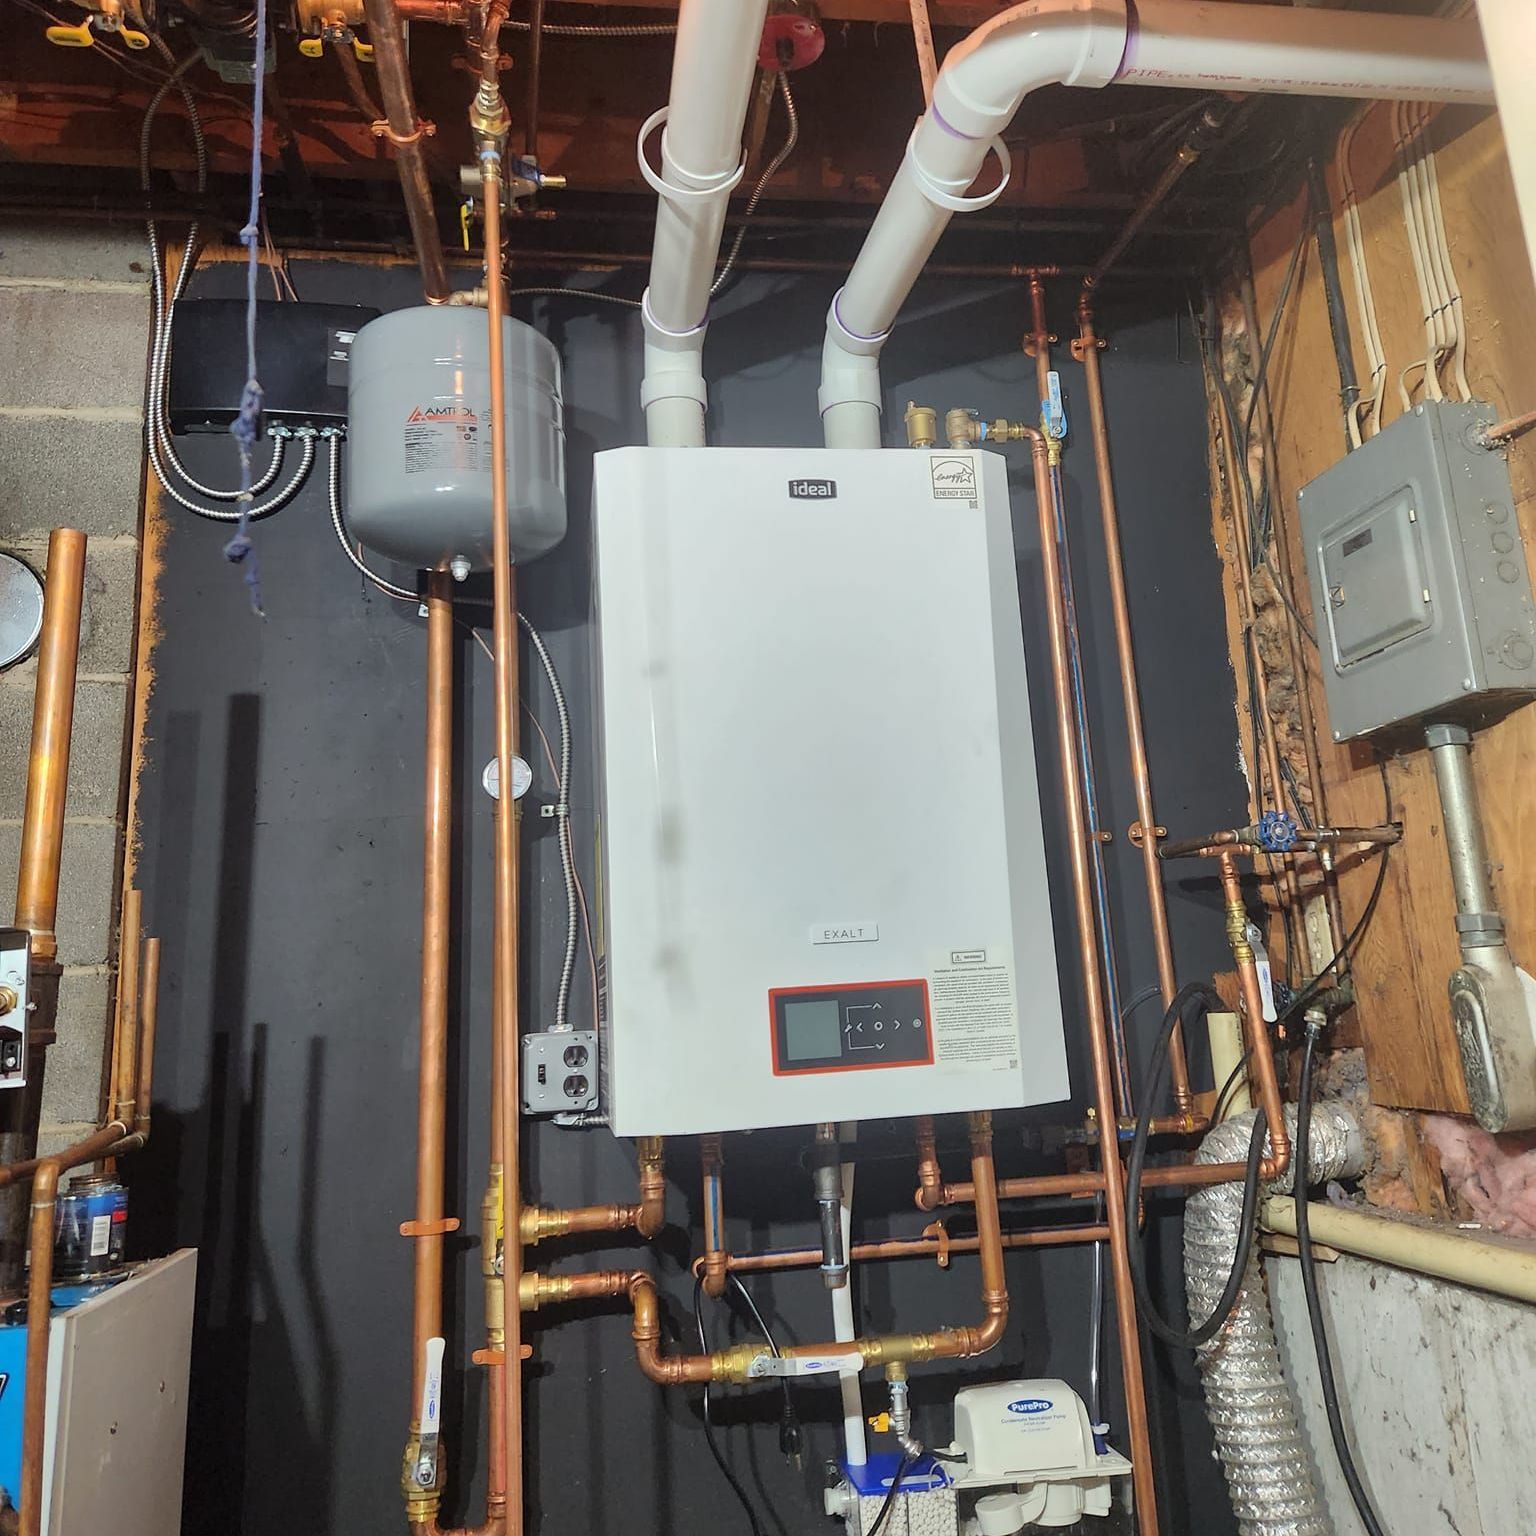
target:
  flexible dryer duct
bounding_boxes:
[1186,1103,1365,1536]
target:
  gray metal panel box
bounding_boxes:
[1298,401,1536,741]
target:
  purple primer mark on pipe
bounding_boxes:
[1115,0,1140,82]
[928,99,985,142]
[833,289,892,346]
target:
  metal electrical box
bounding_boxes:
[590,447,1069,1137]
[1298,401,1536,740]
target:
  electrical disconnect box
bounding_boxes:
[0,930,27,1088]
[590,447,1069,1137]
[1298,400,1536,740]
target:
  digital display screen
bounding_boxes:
[782,999,843,1062]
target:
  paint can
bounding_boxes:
[53,1174,127,1279]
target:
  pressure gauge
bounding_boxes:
[482,754,533,801]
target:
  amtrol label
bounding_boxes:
[768,979,933,1076]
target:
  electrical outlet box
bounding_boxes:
[590,447,1069,1137]
[520,1030,598,1114]
[1298,401,1536,740]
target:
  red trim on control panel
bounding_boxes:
[769,979,935,1077]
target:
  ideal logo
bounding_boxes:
[406,405,479,425]
[1007,1398,1053,1415]
[788,478,837,500]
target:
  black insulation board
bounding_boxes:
[133,261,1247,1536]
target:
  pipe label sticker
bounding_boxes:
[403,403,487,475]
[929,945,1019,1072]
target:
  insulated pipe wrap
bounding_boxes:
[1186,1103,1363,1536]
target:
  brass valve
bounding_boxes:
[904,401,938,449]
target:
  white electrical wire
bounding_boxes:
[1338,116,1388,442]
[1407,104,1457,400]
[1415,104,1472,401]
[1393,100,1447,407]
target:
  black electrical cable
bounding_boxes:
[726,1274,803,1468]
[1296,1026,1390,1536]
[1125,983,1270,1349]
[1211,1046,1255,1126]
[867,1454,914,1536]
[694,1275,765,1536]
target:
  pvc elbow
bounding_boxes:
[819,292,887,448]
[641,288,708,447]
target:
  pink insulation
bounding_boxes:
[1422,1114,1536,1238]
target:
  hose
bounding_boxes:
[1296,1019,1389,1536]
[1185,1098,1364,1536]
[325,432,417,601]
[518,615,578,1033]
[1125,981,1271,1349]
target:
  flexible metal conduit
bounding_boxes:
[1187,1102,1365,1536]
[818,0,1493,446]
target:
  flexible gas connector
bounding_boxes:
[885,1362,924,1460]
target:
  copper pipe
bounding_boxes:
[520,1268,643,1310]
[1020,426,1159,1530]
[629,1115,1010,1387]
[19,1121,134,1536]
[1027,272,1053,403]
[1074,304,1191,1117]
[360,0,451,303]
[1485,407,1536,444]
[718,1223,1115,1274]
[520,1135,664,1246]
[15,529,87,963]
[403,571,454,1525]
[914,1116,942,1211]
[481,148,524,1536]
[700,1133,727,1296]
[134,938,160,1138]
[110,889,142,1125]
[1218,849,1291,1180]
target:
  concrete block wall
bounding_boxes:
[0,218,149,1152]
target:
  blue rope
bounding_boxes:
[222,0,270,615]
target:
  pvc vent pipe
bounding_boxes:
[1185,1102,1365,1536]
[818,0,1495,447]
[640,0,770,447]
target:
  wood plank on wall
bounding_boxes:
[1244,106,1536,1113]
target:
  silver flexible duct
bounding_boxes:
[1186,1101,1366,1536]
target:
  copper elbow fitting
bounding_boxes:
[635,1136,666,1239]
[914,1116,943,1211]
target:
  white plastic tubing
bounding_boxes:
[640,0,770,447]
[818,0,1496,449]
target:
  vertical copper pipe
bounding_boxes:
[481,152,525,1536]
[134,937,161,1138]
[700,1133,727,1296]
[1217,850,1291,1180]
[1027,274,1053,403]
[20,1159,60,1536]
[407,572,454,1516]
[15,529,87,961]
[111,889,142,1124]
[1023,428,1159,1532]
[1075,304,1191,1113]
[360,0,451,303]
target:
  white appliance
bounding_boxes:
[590,447,1068,1135]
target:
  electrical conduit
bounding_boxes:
[818,0,1493,443]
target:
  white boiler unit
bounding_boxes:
[591,447,1067,1135]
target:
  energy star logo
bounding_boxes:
[787,478,837,499]
[1007,1398,1053,1415]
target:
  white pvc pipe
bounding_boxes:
[819,0,1495,445]
[832,1121,866,1466]
[642,0,770,447]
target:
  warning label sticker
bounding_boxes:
[929,946,1019,1072]
[403,404,487,475]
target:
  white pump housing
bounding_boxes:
[950,1379,1129,1528]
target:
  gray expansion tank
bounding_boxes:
[346,306,566,572]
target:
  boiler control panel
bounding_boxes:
[770,981,932,1075]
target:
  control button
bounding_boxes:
[912,1018,923,1029]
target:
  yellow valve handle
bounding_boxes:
[45,18,95,45]
[459,201,473,253]
[298,34,325,56]
[351,37,373,61]
[119,24,149,47]
[866,1412,891,1433]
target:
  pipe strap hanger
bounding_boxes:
[636,107,747,202]
[904,126,1013,213]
